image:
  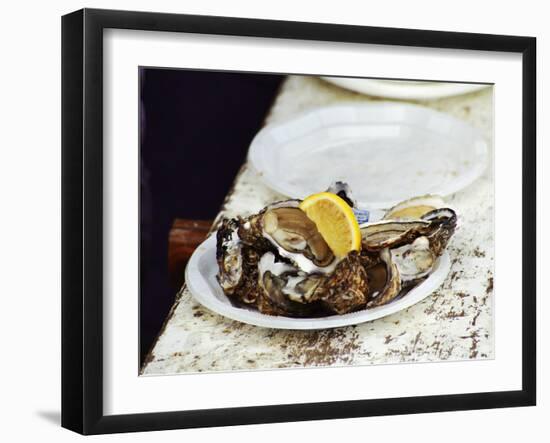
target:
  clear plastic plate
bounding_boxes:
[248,102,488,209]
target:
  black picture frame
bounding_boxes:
[62,8,536,435]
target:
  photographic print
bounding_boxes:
[62,9,536,433]
[139,69,494,375]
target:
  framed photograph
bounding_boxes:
[62,8,536,435]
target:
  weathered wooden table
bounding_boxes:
[142,76,494,374]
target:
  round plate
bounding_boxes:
[322,77,489,100]
[248,102,488,209]
[185,234,451,330]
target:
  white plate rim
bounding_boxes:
[185,234,451,330]
[322,77,489,100]
[248,101,488,209]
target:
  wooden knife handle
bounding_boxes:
[168,219,213,289]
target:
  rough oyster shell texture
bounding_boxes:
[216,185,457,318]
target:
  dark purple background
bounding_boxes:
[140,68,284,363]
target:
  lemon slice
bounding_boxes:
[299,192,361,257]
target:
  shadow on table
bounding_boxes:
[35,410,60,426]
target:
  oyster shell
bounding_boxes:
[366,248,402,308]
[361,207,457,253]
[216,218,243,294]
[238,200,339,274]
[216,218,263,305]
[391,236,435,282]
[255,252,324,317]
[384,195,445,220]
[235,248,263,304]
[421,208,458,256]
[360,219,432,251]
[360,204,457,282]
[257,252,323,304]
[263,206,334,267]
[256,251,368,316]
[326,181,357,208]
[315,251,369,314]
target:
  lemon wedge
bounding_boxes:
[299,192,361,257]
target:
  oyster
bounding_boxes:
[256,253,322,316]
[391,236,435,282]
[255,252,325,316]
[216,218,243,294]
[365,248,402,308]
[263,206,334,268]
[214,185,457,318]
[315,251,369,314]
[326,181,357,208]
[216,218,263,305]
[421,208,458,256]
[238,200,338,274]
[236,248,263,304]
[360,219,433,251]
[384,195,445,220]
[255,251,369,316]
[360,195,457,283]
[360,218,436,282]
[258,252,323,303]
[361,207,456,254]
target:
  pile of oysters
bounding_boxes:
[216,183,457,318]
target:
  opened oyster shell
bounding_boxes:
[360,205,456,283]
[238,200,339,273]
[216,183,457,318]
[384,195,446,220]
[365,248,402,308]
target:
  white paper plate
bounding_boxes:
[248,102,488,209]
[322,77,489,100]
[185,234,451,330]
